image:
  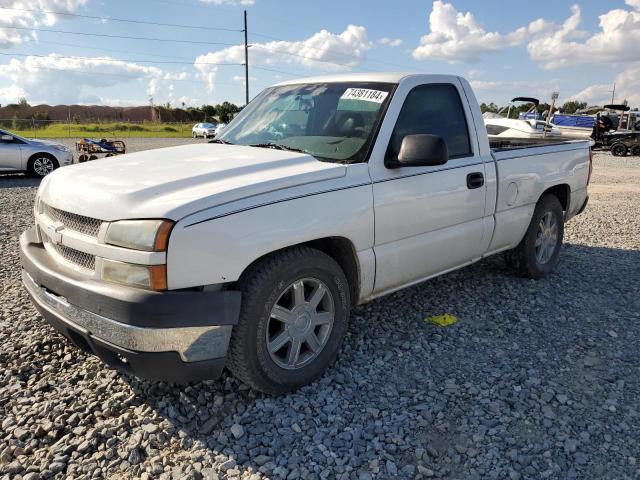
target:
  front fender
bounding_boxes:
[166,185,374,290]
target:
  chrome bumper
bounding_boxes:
[22,270,232,362]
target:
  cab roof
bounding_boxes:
[274,72,431,86]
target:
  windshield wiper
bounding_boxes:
[249,142,306,153]
[209,138,233,145]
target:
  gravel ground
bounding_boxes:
[1,150,639,480]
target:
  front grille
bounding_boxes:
[46,239,96,272]
[42,203,102,238]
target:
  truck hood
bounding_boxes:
[39,144,347,221]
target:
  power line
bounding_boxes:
[146,0,226,8]
[252,66,309,77]
[36,40,201,61]
[0,6,243,32]
[0,51,244,66]
[1,25,240,46]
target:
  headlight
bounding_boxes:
[52,144,70,152]
[105,219,173,251]
[102,259,167,290]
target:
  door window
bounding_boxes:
[386,83,472,162]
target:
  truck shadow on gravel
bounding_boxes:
[108,243,639,479]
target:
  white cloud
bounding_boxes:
[378,37,403,47]
[528,2,640,69]
[177,95,199,107]
[231,74,258,86]
[568,64,640,106]
[195,25,371,93]
[567,84,610,105]
[198,0,254,4]
[0,84,27,103]
[0,0,88,48]
[0,54,163,104]
[412,0,528,63]
[469,78,562,105]
[467,68,481,79]
[163,72,189,81]
[147,77,160,97]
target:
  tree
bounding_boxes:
[18,97,29,108]
[561,101,587,114]
[200,104,217,121]
[480,102,499,113]
[215,101,241,123]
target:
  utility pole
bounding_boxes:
[244,10,249,105]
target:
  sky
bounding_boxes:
[0,0,639,108]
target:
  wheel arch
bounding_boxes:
[26,151,59,176]
[236,236,361,306]
[27,151,58,166]
[540,183,570,211]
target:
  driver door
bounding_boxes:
[369,80,489,295]
[0,132,22,171]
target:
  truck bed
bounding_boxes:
[490,138,591,155]
[489,137,583,151]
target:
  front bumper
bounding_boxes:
[61,151,73,166]
[20,227,242,383]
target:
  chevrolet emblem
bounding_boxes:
[49,222,64,245]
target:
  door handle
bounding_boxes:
[466,172,484,189]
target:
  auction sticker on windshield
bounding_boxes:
[340,88,388,104]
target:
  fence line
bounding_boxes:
[0,118,199,138]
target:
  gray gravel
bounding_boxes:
[1,150,639,479]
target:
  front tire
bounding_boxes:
[631,145,640,157]
[27,154,59,178]
[227,247,350,394]
[505,194,564,279]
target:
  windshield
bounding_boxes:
[202,123,215,128]
[0,129,27,142]
[218,82,395,163]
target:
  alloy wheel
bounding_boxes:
[33,157,55,176]
[535,212,558,264]
[266,277,335,370]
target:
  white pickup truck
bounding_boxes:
[21,73,591,393]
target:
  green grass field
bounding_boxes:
[7,122,195,139]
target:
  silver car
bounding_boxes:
[192,122,217,138]
[0,129,73,178]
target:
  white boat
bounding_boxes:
[484,97,562,142]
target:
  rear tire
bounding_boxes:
[227,247,350,394]
[505,194,564,279]
[27,154,59,178]
[631,145,640,157]
[611,143,627,157]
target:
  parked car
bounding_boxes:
[213,123,227,136]
[192,122,217,138]
[21,73,591,393]
[0,129,73,178]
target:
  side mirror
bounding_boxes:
[386,134,449,168]
[1,134,13,142]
